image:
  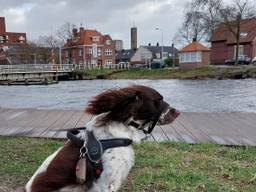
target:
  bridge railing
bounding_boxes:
[0,64,74,74]
[0,63,131,74]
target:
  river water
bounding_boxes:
[0,79,256,112]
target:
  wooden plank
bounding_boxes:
[178,113,217,143]
[189,113,244,145]
[52,111,83,138]
[0,108,256,146]
[38,110,69,138]
[206,113,255,145]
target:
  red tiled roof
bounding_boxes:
[211,17,256,44]
[180,42,210,52]
[67,29,112,46]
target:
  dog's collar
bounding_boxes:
[127,119,158,135]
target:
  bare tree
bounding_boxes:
[175,10,206,43]
[220,0,256,64]
[36,35,64,64]
[175,0,223,44]
[191,0,223,40]
[37,35,61,48]
[56,22,76,45]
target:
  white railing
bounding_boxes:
[0,64,74,74]
[0,63,131,74]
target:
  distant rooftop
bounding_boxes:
[180,42,210,52]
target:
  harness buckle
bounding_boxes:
[80,140,88,157]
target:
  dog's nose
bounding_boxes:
[175,110,181,117]
[170,107,181,118]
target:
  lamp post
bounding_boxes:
[155,28,164,63]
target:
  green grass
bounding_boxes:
[73,68,125,78]
[0,137,256,191]
[73,66,256,80]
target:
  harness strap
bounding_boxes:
[67,128,132,151]
[67,128,132,179]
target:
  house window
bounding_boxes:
[79,49,83,56]
[162,52,168,58]
[156,53,161,59]
[92,36,100,42]
[197,52,202,61]
[98,48,102,56]
[88,48,93,54]
[185,52,190,61]
[65,51,69,57]
[234,45,244,57]
[106,40,112,45]
[79,60,83,64]
[91,60,97,65]
[105,49,112,56]
[191,52,196,61]
[105,60,112,65]
[19,36,25,43]
[180,52,202,63]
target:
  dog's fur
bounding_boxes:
[24,85,180,192]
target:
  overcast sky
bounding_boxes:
[0,0,188,48]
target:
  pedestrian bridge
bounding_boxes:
[0,64,75,81]
[0,64,74,74]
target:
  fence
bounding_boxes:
[0,63,131,74]
[0,64,74,74]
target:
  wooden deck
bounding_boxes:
[0,107,256,146]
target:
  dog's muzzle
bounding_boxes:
[158,107,180,125]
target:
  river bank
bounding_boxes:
[72,65,256,80]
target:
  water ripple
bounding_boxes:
[0,79,256,112]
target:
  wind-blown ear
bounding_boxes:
[85,88,142,118]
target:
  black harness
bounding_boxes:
[67,104,164,181]
[67,128,132,179]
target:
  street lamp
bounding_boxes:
[155,28,164,62]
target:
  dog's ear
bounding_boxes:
[85,88,143,122]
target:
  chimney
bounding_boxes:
[131,27,137,50]
[79,27,84,32]
[192,37,197,42]
[0,17,6,34]
[148,43,151,46]
[72,28,78,37]
[156,42,159,47]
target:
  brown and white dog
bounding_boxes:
[24,85,180,192]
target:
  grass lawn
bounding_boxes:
[0,136,255,192]
[74,66,256,80]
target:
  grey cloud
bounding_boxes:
[0,0,187,48]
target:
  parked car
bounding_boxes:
[150,61,165,69]
[252,57,256,65]
[225,55,251,65]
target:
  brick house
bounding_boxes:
[62,28,116,68]
[211,18,256,65]
[179,41,211,70]
[0,17,26,47]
